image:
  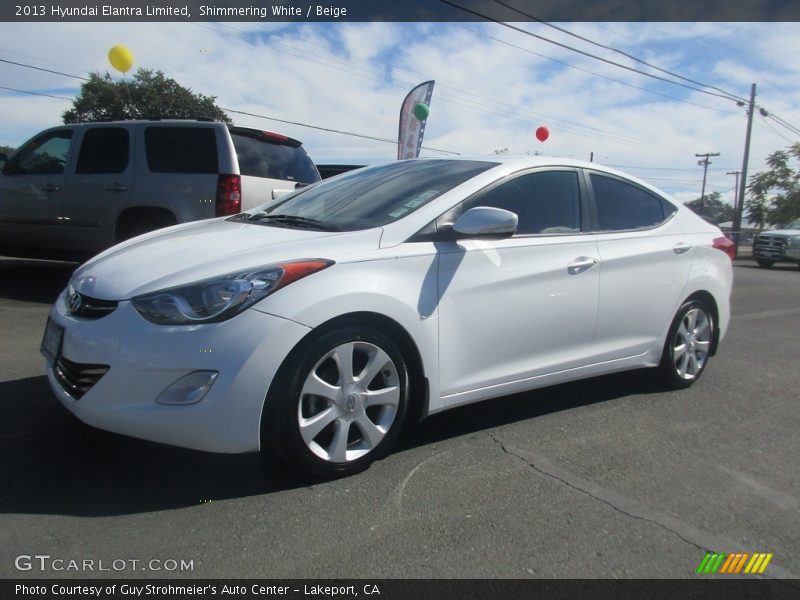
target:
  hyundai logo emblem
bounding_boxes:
[68,293,83,314]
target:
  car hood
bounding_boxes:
[72,218,382,300]
[760,228,800,237]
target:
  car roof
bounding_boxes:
[414,154,676,203]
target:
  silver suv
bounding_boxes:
[0,119,320,261]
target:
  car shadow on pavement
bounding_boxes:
[397,369,669,453]
[0,369,668,517]
[0,376,312,517]
[0,258,76,304]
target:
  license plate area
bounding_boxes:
[41,318,64,367]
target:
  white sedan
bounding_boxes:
[41,157,734,478]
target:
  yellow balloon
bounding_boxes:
[108,45,134,74]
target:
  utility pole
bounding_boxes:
[734,83,757,257]
[695,152,720,214]
[726,170,741,228]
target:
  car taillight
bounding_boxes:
[713,236,736,260]
[216,174,241,216]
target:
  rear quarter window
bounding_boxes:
[145,127,218,174]
[230,131,320,184]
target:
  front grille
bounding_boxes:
[753,235,787,259]
[67,293,118,319]
[54,356,109,400]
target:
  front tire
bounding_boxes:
[261,326,409,479]
[658,300,714,389]
[756,258,775,268]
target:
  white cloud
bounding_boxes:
[0,20,798,201]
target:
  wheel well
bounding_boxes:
[684,290,720,356]
[307,312,429,425]
[115,207,177,241]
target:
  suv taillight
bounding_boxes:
[713,236,736,260]
[216,174,241,216]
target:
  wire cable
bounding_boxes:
[434,0,744,103]
[490,0,747,103]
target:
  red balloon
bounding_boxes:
[535,126,549,142]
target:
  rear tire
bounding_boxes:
[658,300,714,389]
[261,326,409,479]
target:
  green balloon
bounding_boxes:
[413,102,430,121]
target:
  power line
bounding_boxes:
[490,0,746,103]
[389,1,743,116]
[755,114,796,144]
[192,24,695,153]
[224,108,460,155]
[434,0,743,103]
[0,85,71,100]
[0,58,89,81]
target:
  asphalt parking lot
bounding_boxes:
[0,257,798,579]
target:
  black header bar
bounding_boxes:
[2,0,799,22]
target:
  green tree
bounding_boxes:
[62,69,229,124]
[746,143,800,228]
[684,191,734,223]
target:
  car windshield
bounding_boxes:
[245,159,497,231]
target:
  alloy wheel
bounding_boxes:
[297,341,400,463]
[672,307,712,380]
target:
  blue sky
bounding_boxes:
[1,21,799,207]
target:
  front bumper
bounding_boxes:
[45,289,311,453]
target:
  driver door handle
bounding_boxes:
[38,184,60,192]
[106,183,128,192]
[567,256,600,275]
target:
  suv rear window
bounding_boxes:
[230,131,320,184]
[145,127,218,174]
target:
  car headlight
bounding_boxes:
[131,259,333,325]
[787,236,800,248]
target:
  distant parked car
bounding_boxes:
[752,217,800,268]
[0,119,320,261]
[43,157,734,478]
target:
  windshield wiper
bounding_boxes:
[247,213,340,231]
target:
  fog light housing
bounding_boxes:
[156,371,218,405]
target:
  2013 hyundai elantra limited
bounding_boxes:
[42,157,734,478]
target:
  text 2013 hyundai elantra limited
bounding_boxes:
[42,157,734,478]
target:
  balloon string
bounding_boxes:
[122,79,133,115]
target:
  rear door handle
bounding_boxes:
[567,256,600,275]
[106,183,128,192]
[38,184,60,192]
[673,243,692,255]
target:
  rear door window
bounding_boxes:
[590,173,676,231]
[230,131,320,184]
[76,127,129,174]
[145,127,218,173]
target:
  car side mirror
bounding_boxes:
[0,153,7,171]
[451,206,518,239]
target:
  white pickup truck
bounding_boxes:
[752,217,800,268]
